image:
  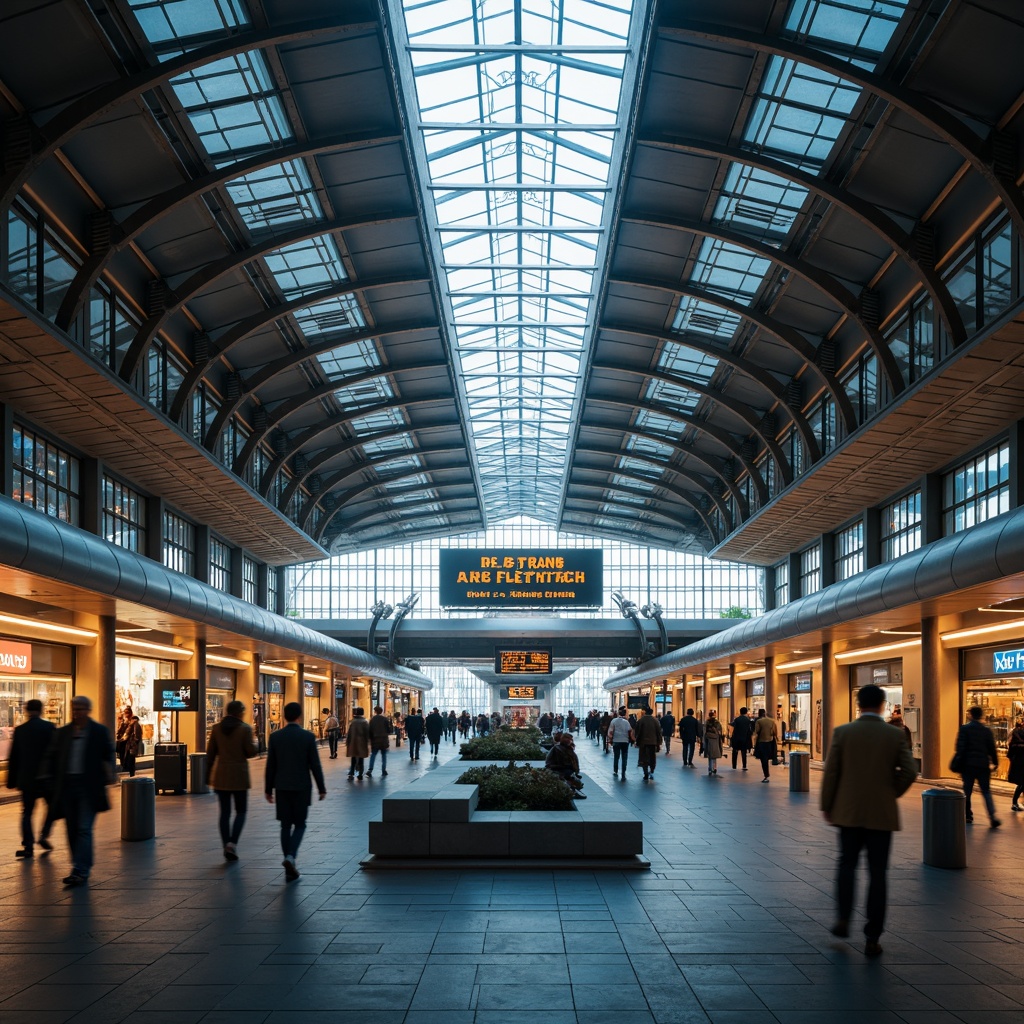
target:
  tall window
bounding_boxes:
[102,476,145,552]
[267,566,279,612]
[834,520,865,581]
[11,424,80,524]
[162,510,195,576]
[243,555,259,604]
[943,442,1010,535]
[881,490,922,561]
[773,559,789,607]
[799,544,821,596]
[209,536,232,593]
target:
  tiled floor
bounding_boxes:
[1,735,1022,1023]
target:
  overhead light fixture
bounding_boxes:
[0,612,98,642]
[207,654,251,670]
[879,629,922,636]
[776,657,822,672]
[977,606,1024,614]
[834,639,921,663]
[115,627,153,634]
[304,672,329,683]
[116,636,194,660]
[261,663,297,677]
[941,620,1024,642]
[736,667,766,680]
[706,674,730,684]
[350,681,366,688]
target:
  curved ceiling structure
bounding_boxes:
[1,0,1023,560]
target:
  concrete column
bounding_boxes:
[820,640,843,762]
[177,635,207,752]
[727,664,737,726]
[77,615,116,730]
[920,615,958,779]
[765,655,780,733]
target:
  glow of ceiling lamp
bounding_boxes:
[350,681,366,688]
[941,620,1024,642]
[207,654,251,670]
[776,657,822,672]
[736,667,766,679]
[977,606,1024,614]
[834,638,921,663]
[0,612,98,642]
[116,636,194,660]
[706,674,730,684]
[303,672,330,683]
[261,664,297,677]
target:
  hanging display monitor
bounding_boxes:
[439,548,603,607]
[500,685,543,700]
[154,680,199,711]
[495,648,552,675]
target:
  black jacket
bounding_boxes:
[404,713,424,740]
[730,715,754,751]
[48,719,115,818]
[678,715,703,742]
[660,714,676,740]
[425,712,445,741]
[265,724,326,797]
[6,715,56,792]
[956,719,997,771]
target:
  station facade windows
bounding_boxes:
[208,535,232,594]
[798,544,821,597]
[881,490,922,562]
[834,521,865,582]
[102,475,146,553]
[11,423,80,525]
[162,509,195,577]
[243,556,259,604]
[942,442,1010,536]
[772,559,789,607]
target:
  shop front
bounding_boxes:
[745,677,766,714]
[115,654,176,754]
[850,659,921,764]
[206,668,235,734]
[0,638,73,771]
[783,672,813,753]
[961,642,1024,783]
[303,678,321,737]
[255,674,285,751]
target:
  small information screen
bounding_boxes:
[494,649,552,675]
[506,685,538,699]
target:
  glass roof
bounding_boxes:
[391,0,640,524]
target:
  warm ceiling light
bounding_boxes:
[261,664,298,677]
[736,667,766,679]
[303,672,329,683]
[350,681,366,688]
[116,636,194,660]
[115,627,152,633]
[879,629,922,636]
[706,674,730,684]
[977,606,1024,614]
[776,657,822,672]
[207,654,251,670]
[0,612,98,642]
[941,620,1024,642]
[834,639,922,663]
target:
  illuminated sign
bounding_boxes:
[0,639,32,674]
[495,649,552,675]
[154,680,199,711]
[507,685,538,699]
[626,695,648,710]
[439,549,603,607]
[993,648,1024,673]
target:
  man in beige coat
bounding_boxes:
[820,684,917,957]
[206,700,259,861]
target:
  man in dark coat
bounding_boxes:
[265,702,326,881]
[730,707,755,771]
[425,708,445,756]
[404,708,424,760]
[366,705,392,777]
[48,695,115,886]
[678,708,703,767]
[634,706,662,781]
[660,709,676,755]
[955,705,1000,828]
[6,699,56,858]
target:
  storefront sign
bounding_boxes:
[655,693,670,703]
[303,681,316,697]
[750,678,765,696]
[264,678,283,694]
[439,549,603,607]
[334,684,345,698]
[793,673,812,692]
[993,647,1024,673]
[720,683,732,697]
[0,639,32,674]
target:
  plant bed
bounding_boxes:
[456,761,574,811]
[459,724,545,761]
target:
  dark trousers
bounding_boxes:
[682,740,696,765]
[275,791,309,859]
[408,735,422,758]
[639,744,657,776]
[836,826,892,939]
[662,735,672,754]
[327,731,339,757]
[20,788,52,850]
[612,742,630,775]
[216,790,248,846]
[962,767,996,820]
[63,776,97,878]
[732,747,748,769]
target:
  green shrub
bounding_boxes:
[459,726,544,761]
[456,761,575,811]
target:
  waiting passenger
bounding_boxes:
[366,706,392,777]
[545,732,586,798]
[702,710,725,776]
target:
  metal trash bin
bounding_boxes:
[121,777,155,841]
[189,752,208,794]
[922,788,967,869]
[789,751,810,792]
[154,742,187,793]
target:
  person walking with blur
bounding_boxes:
[206,699,259,861]
[265,702,326,881]
[955,706,1001,827]
[425,708,445,756]
[679,708,702,767]
[6,699,56,859]
[607,706,634,780]
[752,708,779,782]
[702,710,724,775]
[730,707,754,771]
[366,706,392,777]
[323,707,340,759]
[599,711,612,752]
[1008,719,1024,811]
[345,707,370,780]
[405,708,424,760]
[634,705,662,781]
[660,708,676,756]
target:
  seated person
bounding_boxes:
[545,733,586,798]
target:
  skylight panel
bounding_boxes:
[127,0,249,47]
[691,238,773,302]
[612,472,654,491]
[658,344,719,383]
[713,163,809,241]
[224,160,323,231]
[628,433,675,460]
[786,0,908,58]
[316,338,381,381]
[290,294,366,337]
[362,434,414,457]
[672,295,743,340]
[263,235,348,299]
[350,407,405,434]
[333,377,394,408]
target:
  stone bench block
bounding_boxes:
[507,811,584,856]
[430,819,509,857]
[368,820,429,857]
[381,791,434,822]
[430,784,479,822]
[583,820,643,857]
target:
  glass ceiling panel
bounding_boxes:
[290,294,366,337]
[315,338,381,381]
[392,0,638,523]
[263,235,348,299]
[224,160,323,231]
[127,0,248,47]
[786,0,908,57]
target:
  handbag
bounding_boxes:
[949,753,963,773]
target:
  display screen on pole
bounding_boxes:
[439,549,603,607]
[501,685,539,700]
[154,680,199,711]
[494,649,552,675]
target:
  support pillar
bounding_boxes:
[765,655,780,738]
[79,614,117,731]
[921,615,957,779]
[820,640,842,762]
[177,636,207,752]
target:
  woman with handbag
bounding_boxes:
[702,710,724,776]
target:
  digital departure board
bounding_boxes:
[494,648,552,675]
[439,549,603,607]
[506,685,538,699]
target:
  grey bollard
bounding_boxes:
[121,777,156,841]
[789,751,810,792]
[922,789,967,869]
[189,752,209,794]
